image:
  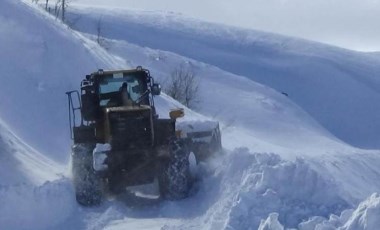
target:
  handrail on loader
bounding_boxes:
[65,90,82,140]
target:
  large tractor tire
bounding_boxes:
[71,143,103,206]
[158,138,193,200]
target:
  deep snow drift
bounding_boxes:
[67,6,380,149]
[0,118,62,186]
[1,0,380,229]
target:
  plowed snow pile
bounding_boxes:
[295,193,380,230]
[159,150,377,229]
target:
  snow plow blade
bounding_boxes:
[177,120,222,161]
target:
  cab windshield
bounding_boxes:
[98,72,147,107]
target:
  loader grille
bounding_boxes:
[108,110,152,150]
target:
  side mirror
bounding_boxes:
[151,83,161,96]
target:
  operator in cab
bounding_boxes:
[120,82,133,106]
[107,82,133,107]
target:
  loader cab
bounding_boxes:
[97,72,149,107]
[80,68,161,122]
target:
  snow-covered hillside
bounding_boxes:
[72,0,380,52]
[1,0,380,229]
[67,6,380,149]
[0,0,128,161]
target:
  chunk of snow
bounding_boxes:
[342,193,380,230]
[93,143,111,171]
[258,213,284,230]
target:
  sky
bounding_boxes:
[73,0,380,52]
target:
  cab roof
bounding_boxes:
[90,67,149,76]
[87,67,151,81]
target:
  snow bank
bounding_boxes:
[0,178,75,230]
[0,0,127,161]
[221,149,348,229]
[165,149,350,230]
[0,118,63,186]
